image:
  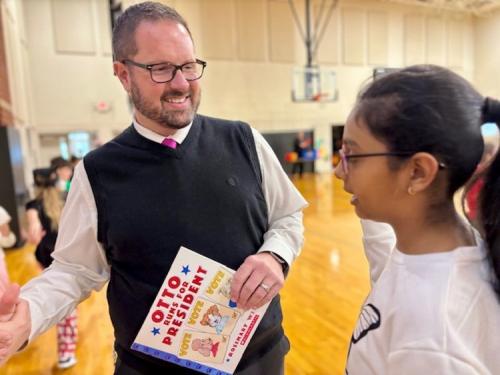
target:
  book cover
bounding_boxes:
[131,246,270,374]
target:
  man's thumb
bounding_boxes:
[0,284,20,317]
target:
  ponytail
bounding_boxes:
[480,97,500,300]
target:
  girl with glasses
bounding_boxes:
[335,65,500,374]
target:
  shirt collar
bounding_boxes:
[132,117,192,145]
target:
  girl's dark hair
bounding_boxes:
[355,64,500,300]
[480,98,500,299]
[355,65,484,197]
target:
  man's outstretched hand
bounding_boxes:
[0,283,31,365]
[0,284,20,322]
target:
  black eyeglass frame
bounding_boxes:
[338,149,447,174]
[121,58,207,83]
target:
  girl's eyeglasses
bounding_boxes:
[337,149,447,175]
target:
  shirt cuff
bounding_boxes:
[23,297,39,343]
[257,237,294,268]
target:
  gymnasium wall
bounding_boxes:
[1,0,492,173]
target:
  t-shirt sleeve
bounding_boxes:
[25,199,40,211]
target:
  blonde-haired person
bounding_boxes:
[0,206,16,290]
[25,168,77,370]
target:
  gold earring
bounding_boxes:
[408,186,415,196]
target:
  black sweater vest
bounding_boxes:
[84,115,287,372]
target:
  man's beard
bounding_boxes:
[130,83,200,130]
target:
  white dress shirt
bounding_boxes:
[21,120,308,341]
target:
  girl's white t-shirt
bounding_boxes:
[346,220,500,375]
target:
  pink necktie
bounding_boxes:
[161,138,177,149]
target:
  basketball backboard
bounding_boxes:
[292,66,338,102]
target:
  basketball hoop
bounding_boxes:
[312,92,328,102]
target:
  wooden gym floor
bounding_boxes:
[0,173,369,375]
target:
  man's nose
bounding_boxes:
[168,69,190,90]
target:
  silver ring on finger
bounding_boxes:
[259,282,271,293]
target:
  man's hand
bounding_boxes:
[0,284,31,365]
[230,252,286,310]
[0,284,19,322]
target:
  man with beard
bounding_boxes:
[0,2,307,374]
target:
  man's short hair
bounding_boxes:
[112,1,192,61]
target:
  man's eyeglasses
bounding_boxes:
[121,59,207,83]
[337,149,447,175]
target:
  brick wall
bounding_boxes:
[0,7,13,126]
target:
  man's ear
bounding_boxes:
[113,61,131,93]
[407,152,442,194]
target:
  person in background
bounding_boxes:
[25,168,78,370]
[49,157,73,194]
[0,2,307,374]
[291,131,310,178]
[0,206,16,290]
[69,155,82,170]
[335,65,500,374]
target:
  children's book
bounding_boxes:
[131,246,270,374]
